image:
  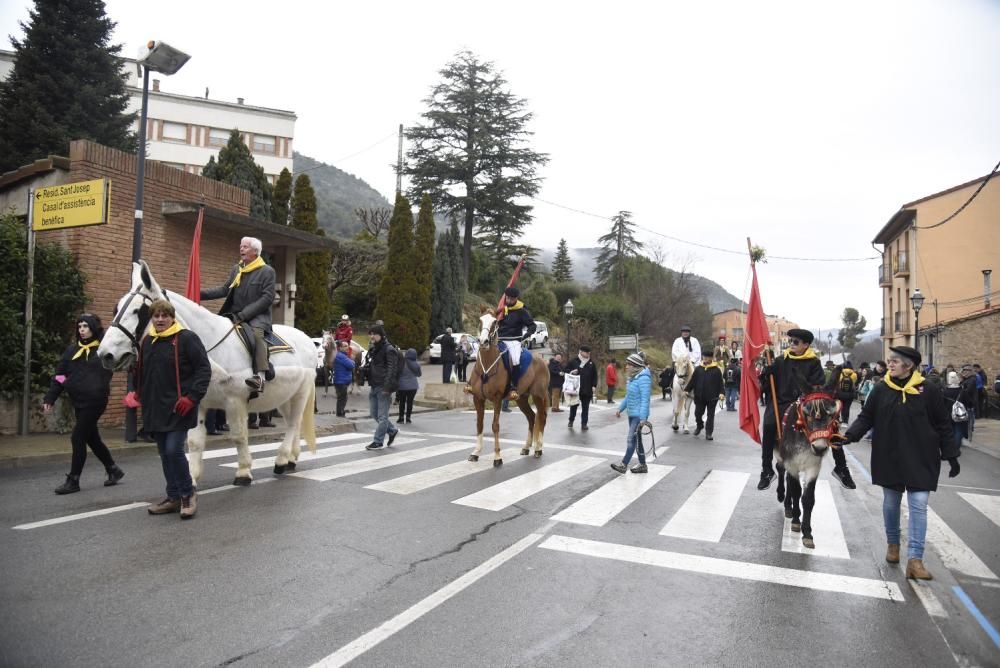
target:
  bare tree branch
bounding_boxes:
[354,207,392,240]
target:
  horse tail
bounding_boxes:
[302,380,317,453]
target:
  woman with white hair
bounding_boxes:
[942,370,971,448]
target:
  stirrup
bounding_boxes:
[506,390,519,401]
[463,384,474,394]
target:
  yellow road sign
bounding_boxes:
[32,178,110,231]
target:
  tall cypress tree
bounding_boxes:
[375,195,424,350]
[271,167,293,225]
[0,0,135,173]
[552,238,573,282]
[430,220,466,336]
[202,129,273,220]
[595,210,643,292]
[289,174,330,335]
[413,194,436,340]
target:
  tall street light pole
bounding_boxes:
[911,288,925,357]
[126,40,190,441]
[564,299,574,357]
[827,332,833,363]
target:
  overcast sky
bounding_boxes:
[4,0,998,331]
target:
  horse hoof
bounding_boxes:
[784,507,793,518]
[672,426,679,432]
[534,451,543,458]
[232,477,252,487]
[777,490,785,503]
[520,448,530,456]
[468,455,479,462]
[286,461,297,472]
[803,537,815,549]
[493,459,503,468]
[273,464,286,475]
[683,429,690,435]
[791,521,801,532]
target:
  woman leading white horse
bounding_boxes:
[98,261,316,485]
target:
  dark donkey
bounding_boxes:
[775,389,842,549]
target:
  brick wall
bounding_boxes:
[932,308,1000,377]
[61,140,253,425]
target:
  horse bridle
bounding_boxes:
[783,391,843,445]
[109,285,155,350]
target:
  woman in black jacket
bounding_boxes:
[842,346,959,580]
[43,314,122,495]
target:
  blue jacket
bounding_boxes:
[333,350,356,385]
[618,368,651,419]
[397,348,422,391]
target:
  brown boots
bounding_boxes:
[147,498,181,514]
[886,544,900,564]
[180,492,197,519]
[906,559,933,580]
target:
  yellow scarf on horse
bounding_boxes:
[783,348,817,361]
[148,322,184,341]
[229,256,266,288]
[72,340,99,360]
[883,371,924,403]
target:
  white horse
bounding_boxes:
[671,351,695,434]
[98,261,317,485]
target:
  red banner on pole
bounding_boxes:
[495,256,526,317]
[185,206,204,304]
[739,261,771,444]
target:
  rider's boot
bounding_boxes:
[245,373,264,393]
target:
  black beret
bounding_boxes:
[680,325,691,332]
[578,345,591,353]
[889,345,921,367]
[787,328,814,344]
[504,287,520,299]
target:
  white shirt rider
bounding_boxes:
[671,328,701,361]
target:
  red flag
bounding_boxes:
[495,256,526,317]
[739,262,772,443]
[185,206,204,304]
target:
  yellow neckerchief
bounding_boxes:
[784,347,818,361]
[843,368,857,382]
[883,371,924,403]
[229,256,266,288]
[148,321,184,341]
[72,340,99,360]
[700,361,719,369]
[503,299,524,316]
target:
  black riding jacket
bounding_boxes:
[497,303,536,340]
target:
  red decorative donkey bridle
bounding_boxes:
[781,391,843,446]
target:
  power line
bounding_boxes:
[294,130,399,175]
[915,157,1000,230]
[533,197,880,263]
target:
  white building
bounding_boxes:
[0,49,295,182]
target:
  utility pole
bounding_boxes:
[395,123,403,197]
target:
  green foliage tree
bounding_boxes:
[838,307,868,351]
[430,220,466,336]
[573,293,639,352]
[552,239,573,282]
[271,167,293,225]
[404,50,549,282]
[0,213,88,395]
[521,279,558,321]
[413,195,436,340]
[202,129,273,220]
[375,195,425,350]
[595,211,644,292]
[289,174,331,335]
[0,0,135,173]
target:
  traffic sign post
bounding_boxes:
[608,334,639,351]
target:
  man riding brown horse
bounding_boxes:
[495,286,537,401]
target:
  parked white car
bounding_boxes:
[527,321,549,349]
[428,332,477,364]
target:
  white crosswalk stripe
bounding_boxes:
[290,442,471,482]
[365,448,527,494]
[660,470,748,542]
[553,464,674,526]
[453,455,604,511]
[924,506,998,580]
[958,492,1000,530]
[220,438,423,471]
[198,432,369,460]
[781,480,851,560]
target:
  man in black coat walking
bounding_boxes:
[548,353,565,412]
[440,328,456,383]
[686,350,724,440]
[565,345,598,430]
[723,358,741,411]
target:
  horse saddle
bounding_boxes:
[234,323,293,355]
[497,341,533,385]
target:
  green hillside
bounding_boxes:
[293,152,392,238]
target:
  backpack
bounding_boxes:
[858,379,874,404]
[839,374,855,394]
[725,368,736,384]
[388,344,406,387]
[951,400,969,423]
[994,375,1000,394]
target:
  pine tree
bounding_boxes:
[289,174,330,335]
[430,219,466,336]
[202,129,273,220]
[594,210,643,292]
[375,195,424,350]
[413,194,436,341]
[0,0,135,173]
[552,239,573,282]
[405,50,548,282]
[271,168,293,225]
[838,307,868,351]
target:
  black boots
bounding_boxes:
[55,474,80,495]
[104,465,125,487]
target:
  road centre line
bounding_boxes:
[219,439,423,470]
[538,534,905,601]
[311,532,545,667]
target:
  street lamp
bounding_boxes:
[827,332,833,363]
[911,288,925,355]
[126,40,190,442]
[563,299,574,355]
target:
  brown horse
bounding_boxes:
[465,312,550,466]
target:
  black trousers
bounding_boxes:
[442,362,454,383]
[762,408,848,471]
[694,399,718,435]
[397,389,416,420]
[457,362,468,382]
[70,404,115,476]
[334,384,349,416]
[569,396,592,426]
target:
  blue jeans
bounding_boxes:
[725,386,739,410]
[882,488,930,560]
[370,386,398,445]
[622,416,646,466]
[155,430,194,499]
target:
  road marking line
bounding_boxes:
[13,502,150,530]
[365,448,527,494]
[958,492,1000,530]
[953,585,1000,650]
[781,480,851,560]
[199,432,368,460]
[923,506,998,580]
[198,478,276,494]
[660,470,748,542]
[290,442,470,482]
[453,455,604,511]
[311,532,544,668]
[538,535,905,601]
[404,430,624,457]
[220,438,423,470]
[940,484,1000,493]
[553,464,673,526]
[910,580,948,618]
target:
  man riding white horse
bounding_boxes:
[672,325,701,361]
[495,286,536,401]
[201,236,276,394]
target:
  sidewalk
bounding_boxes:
[965,417,1000,460]
[0,383,442,469]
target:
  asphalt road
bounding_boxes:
[2,397,999,667]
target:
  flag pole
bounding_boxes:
[748,237,782,442]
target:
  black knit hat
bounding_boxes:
[787,328,814,344]
[77,313,103,341]
[504,286,520,299]
[369,324,386,338]
[889,345,921,367]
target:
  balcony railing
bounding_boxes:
[893,251,910,277]
[894,310,911,335]
[878,264,891,287]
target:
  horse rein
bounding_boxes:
[110,285,154,349]
[782,392,843,446]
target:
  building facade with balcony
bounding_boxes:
[0,49,295,183]
[712,309,801,354]
[874,171,1000,365]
